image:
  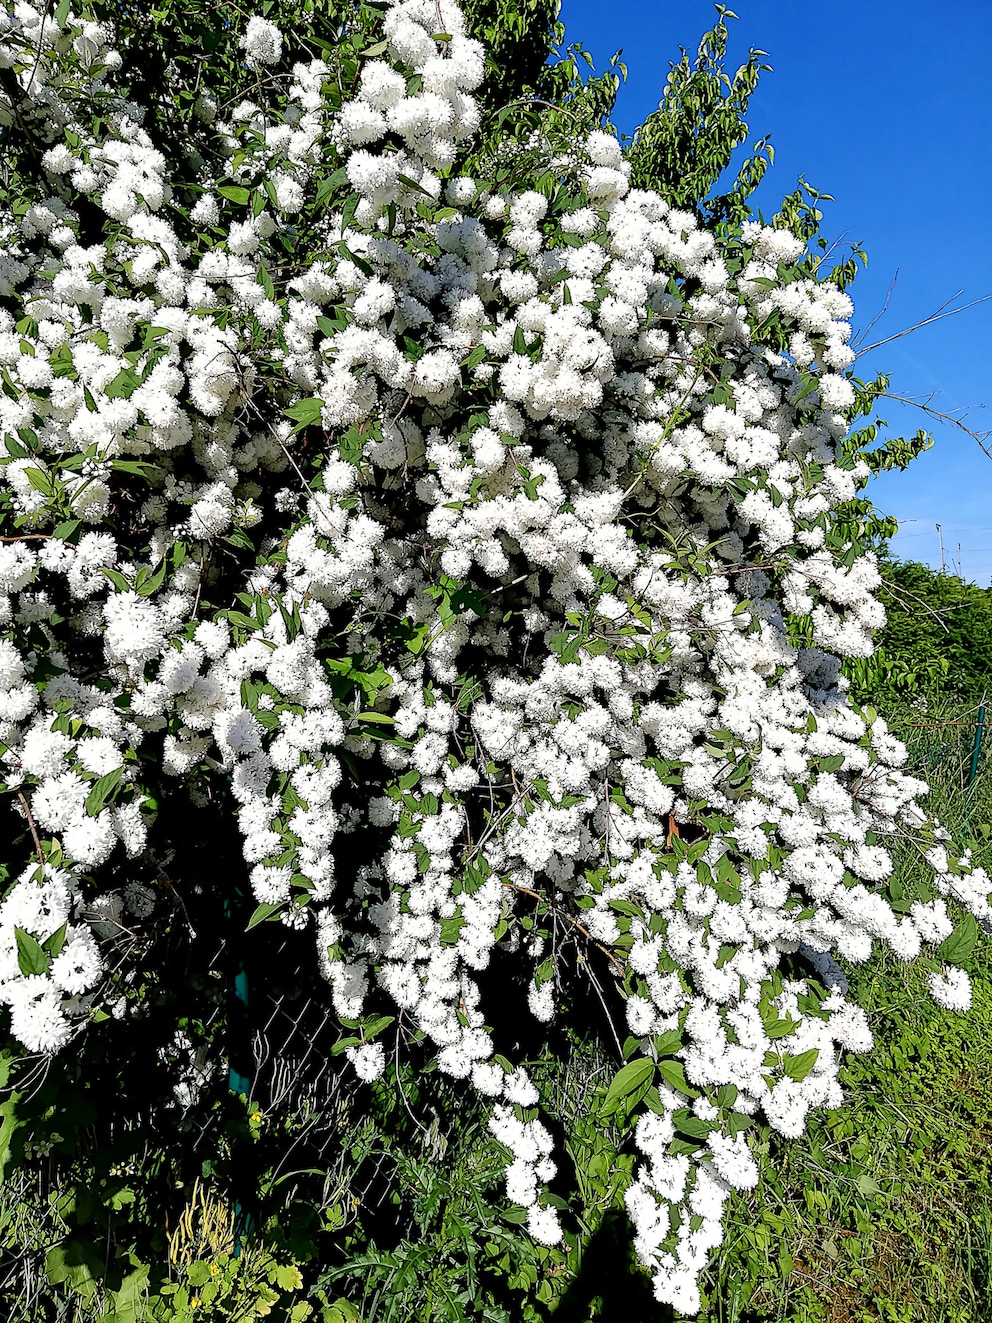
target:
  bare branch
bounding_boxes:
[16,790,44,866]
[881,390,992,462]
[852,267,899,349]
[855,292,992,358]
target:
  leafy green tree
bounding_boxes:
[850,557,992,704]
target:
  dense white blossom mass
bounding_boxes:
[0,0,988,1311]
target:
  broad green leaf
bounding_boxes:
[284,397,323,432]
[938,914,979,966]
[15,927,49,977]
[246,902,284,931]
[782,1048,819,1082]
[85,767,122,817]
[362,1014,394,1040]
[24,467,53,496]
[657,1058,698,1098]
[43,923,68,958]
[602,1057,654,1113]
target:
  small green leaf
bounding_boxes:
[43,923,68,958]
[136,558,167,598]
[764,1016,798,1040]
[654,1029,682,1057]
[99,567,131,593]
[24,467,53,496]
[256,262,276,302]
[217,186,251,205]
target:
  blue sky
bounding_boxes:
[558,0,992,583]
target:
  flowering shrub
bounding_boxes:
[0,0,988,1312]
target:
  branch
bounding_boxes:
[854,292,992,358]
[852,267,899,349]
[16,790,44,866]
[881,390,992,462]
[499,878,626,973]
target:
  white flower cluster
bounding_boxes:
[0,0,988,1311]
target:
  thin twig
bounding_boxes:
[16,790,44,866]
[855,292,992,358]
[853,267,899,348]
[499,878,625,972]
[881,390,992,462]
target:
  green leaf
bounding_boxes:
[99,567,131,593]
[103,368,139,400]
[15,927,49,977]
[217,185,251,205]
[341,193,360,233]
[397,173,434,198]
[246,902,284,931]
[601,1058,654,1113]
[135,558,168,598]
[55,0,71,27]
[938,914,979,966]
[85,768,122,817]
[356,711,395,725]
[657,1058,698,1098]
[44,1239,102,1295]
[673,1109,713,1139]
[24,467,53,497]
[462,345,487,370]
[284,397,323,432]
[654,1029,682,1057]
[362,1014,395,1040]
[782,1048,819,1082]
[43,923,68,958]
[764,1016,798,1040]
[187,1261,212,1287]
[273,1263,304,1291]
[322,1302,361,1323]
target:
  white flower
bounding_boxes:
[927,966,972,1013]
[241,16,282,69]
